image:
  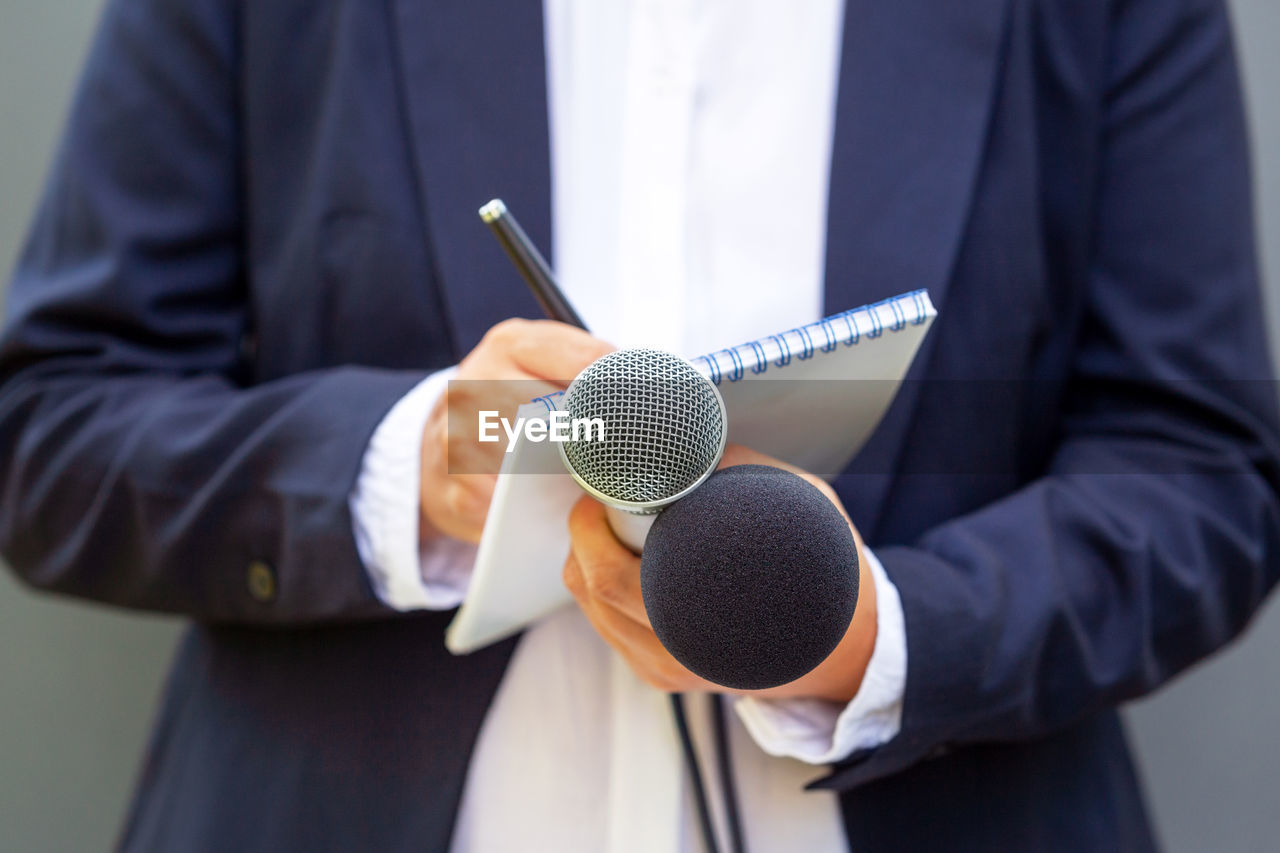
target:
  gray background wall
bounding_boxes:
[0,1,1277,849]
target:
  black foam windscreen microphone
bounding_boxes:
[640,465,859,690]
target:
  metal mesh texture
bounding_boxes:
[562,348,725,505]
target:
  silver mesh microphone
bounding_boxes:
[558,348,728,551]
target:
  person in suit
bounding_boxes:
[2,0,1277,850]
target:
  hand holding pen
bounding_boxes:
[414,200,612,544]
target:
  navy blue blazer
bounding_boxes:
[3,0,1278,850]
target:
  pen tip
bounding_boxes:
[479,199,507,223]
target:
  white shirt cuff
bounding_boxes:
[733,546,906,764]
[349,367,478,611]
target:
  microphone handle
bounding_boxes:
[604,506,658,553]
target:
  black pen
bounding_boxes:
[479,199,587,330]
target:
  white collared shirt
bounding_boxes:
[350,1,907,850]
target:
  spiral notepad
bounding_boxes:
[446,290,937,654]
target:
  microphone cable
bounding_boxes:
[712,695,747,853]
[669,694,746,853]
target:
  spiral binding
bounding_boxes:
[691,289,932,386]
[533,391,565,411]
[528,290,932,403]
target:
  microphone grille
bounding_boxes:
[561,348,726,506]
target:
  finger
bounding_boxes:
[567,497,651,626]
[422,475,494,543]
[562,550,588,602]
[483,318,615,384]
[562,551,646,651]
[593,607,719,694]
[564,553,697,692]
[419,406,497,538]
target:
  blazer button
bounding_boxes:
[247,560,277,602]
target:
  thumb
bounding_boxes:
[505,320,616,383]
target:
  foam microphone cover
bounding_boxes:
[640,465,859,690]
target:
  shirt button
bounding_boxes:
[247,560,277,602]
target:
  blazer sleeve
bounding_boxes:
[0,0,427,623]
[815,0,1280,790]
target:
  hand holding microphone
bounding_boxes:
[563,444,877,699]
[555,348,867,690]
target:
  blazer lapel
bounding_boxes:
[391,0,552,356]
[823,0,1012,534]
